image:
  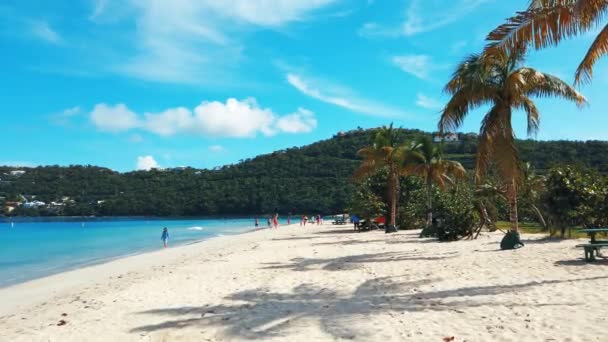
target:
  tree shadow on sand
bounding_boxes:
[129,273,604,340]
[259,252,458,272]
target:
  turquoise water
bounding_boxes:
[0,217,261,287]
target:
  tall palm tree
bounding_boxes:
[487,0,608,84]
[402,137,467,229]
[354,124,406,227]
[440,49,586,233]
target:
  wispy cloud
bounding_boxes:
[359,0,491,38]
[208,145,225,152]
[30,20,62,44]
[90,0,108,20]
[392,54,441,80]
[286,73,405,118]
[403,0,491,36]
[113,0,339,84]
[50,106,81,125]
[415,93,443,110]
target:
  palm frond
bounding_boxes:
[516,67,587,106]
[575,23,608,84]
[520,96,540,136]
[486,0,586,56]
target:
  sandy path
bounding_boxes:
[0,223,606,341]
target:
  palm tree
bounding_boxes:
[402,137,467,229]
[354,124,406,227]
[487,0,608,84]
[440,49,586,233]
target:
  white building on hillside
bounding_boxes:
[433,133,459,143]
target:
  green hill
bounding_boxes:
[2,127,608,217]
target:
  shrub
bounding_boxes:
[421,186,477,241]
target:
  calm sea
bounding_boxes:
[0,217,261,287]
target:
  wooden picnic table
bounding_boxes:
[579,228,608,243]
[577,228,608,261]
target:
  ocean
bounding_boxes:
[0,217,261,288]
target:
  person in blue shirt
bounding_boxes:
[352,215,360,231]
[161,227,169,248]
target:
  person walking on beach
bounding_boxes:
[161,227,169,248]
[316,214,321,225]
[273,213,279,229]
[287,215,291,225]
[303,215,308,226]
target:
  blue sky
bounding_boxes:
[2,0,608,172]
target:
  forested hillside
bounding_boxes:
[2,127,608,217]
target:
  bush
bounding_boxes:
[421,186,477,241]
[397,176,427,229]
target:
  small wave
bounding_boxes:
[187,226,205,231]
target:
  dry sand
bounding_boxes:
[0,223,607,341]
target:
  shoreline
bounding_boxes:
[0,223,290,316]
[0,219,270,289]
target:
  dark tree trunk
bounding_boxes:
[426,177,433,229]
[507,180,519,233]
[387,171,399,226]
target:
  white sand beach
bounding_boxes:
[0,223,606,341]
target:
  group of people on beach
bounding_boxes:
[160,213,324,248]
[300,214,323,226]
[254,214,283,229]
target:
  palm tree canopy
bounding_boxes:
[353,123,407,180]
[440,49,586,183]
[400,137,467,188]
[486,0,608,84]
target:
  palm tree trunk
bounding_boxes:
[531,204,548,231]
[388,172,398,226]
[507,180,519,232]
[426,177,433,229]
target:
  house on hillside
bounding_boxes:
[23,200,46,208]
[433,133,459,143]
[9,170,26,176]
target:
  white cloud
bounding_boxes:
[117,0,339,83]
[275,108,317,133]
[90,103,140,132]
[136,155,160,171]
[392,55,435,80]
[286,73,404,118]
[208,145,225,152]
[30,21,62,44]
[90,98,316,137]
[415,93,443,110]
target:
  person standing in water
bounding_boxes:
[161,227,169,248]
[255,216,259,228]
